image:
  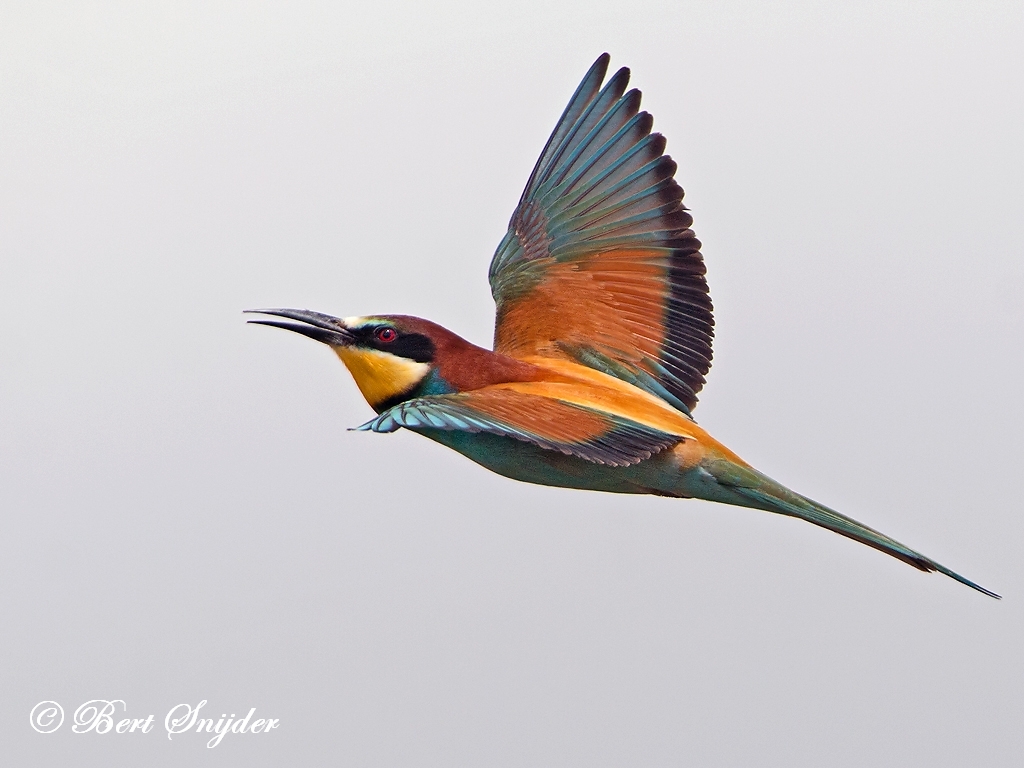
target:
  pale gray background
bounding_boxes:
[2,2,1021,765]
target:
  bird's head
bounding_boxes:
[246,309,449,411]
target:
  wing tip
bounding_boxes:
[587,53,612,87]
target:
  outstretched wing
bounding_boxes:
[355,387,681,467]
[489,54,714,415]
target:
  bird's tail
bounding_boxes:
[702,459,999,598]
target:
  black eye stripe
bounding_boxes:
[388,333,434,363]
[354,325,435,363]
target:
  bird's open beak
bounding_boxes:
[245,308,353,346]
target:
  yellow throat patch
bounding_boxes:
[334,346,430,408]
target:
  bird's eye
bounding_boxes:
[375,327,398,343]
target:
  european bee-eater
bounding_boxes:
[249,54,996,597]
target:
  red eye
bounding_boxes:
[375,327,398,343]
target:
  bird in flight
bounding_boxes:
[249,54,996,597]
